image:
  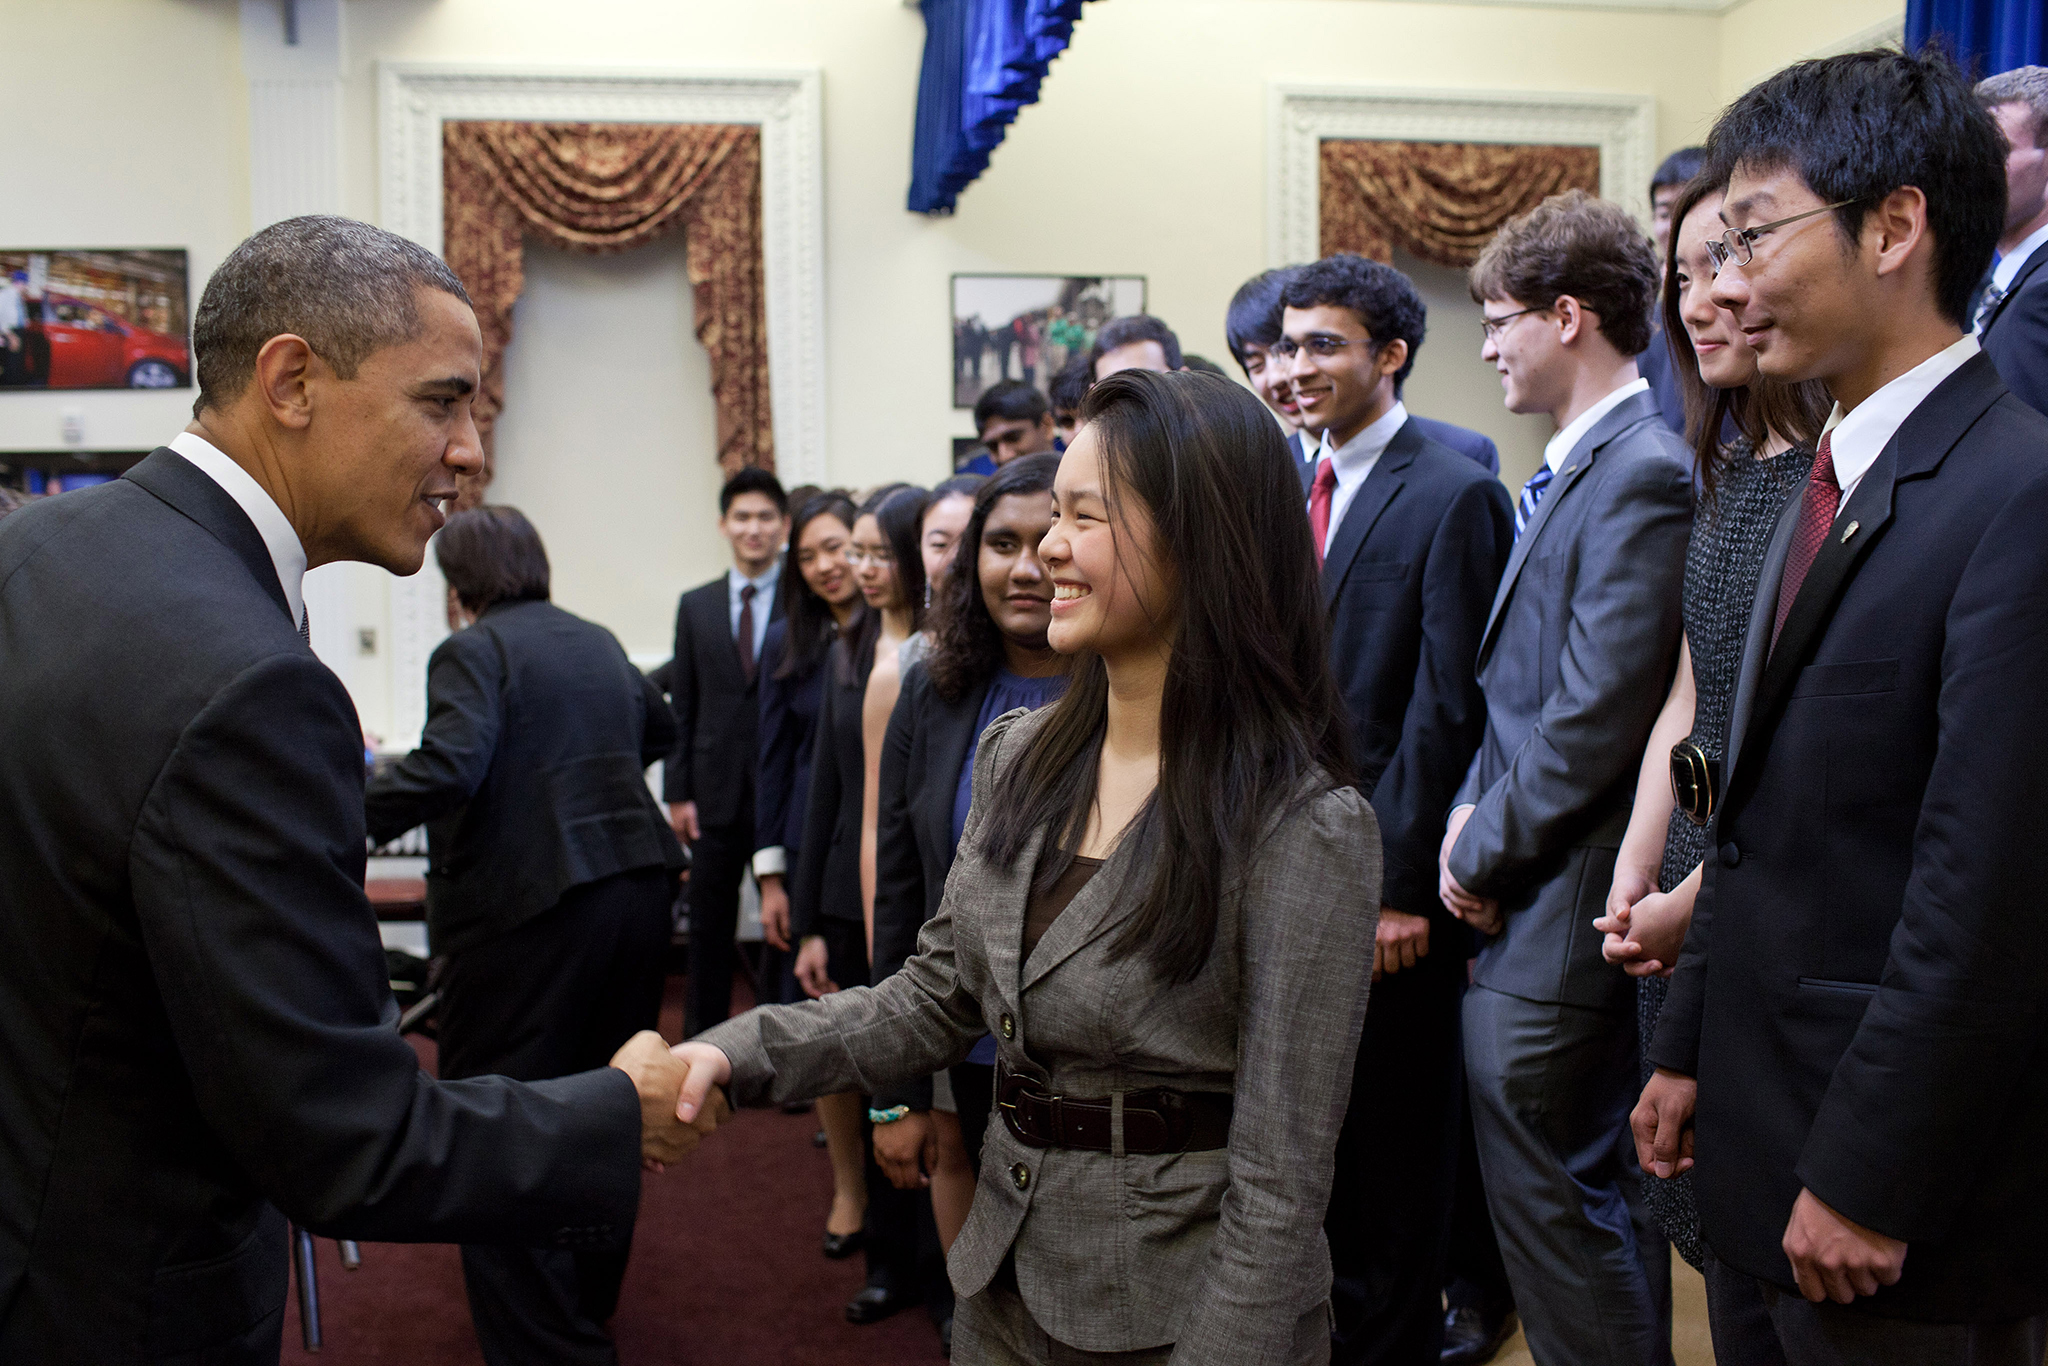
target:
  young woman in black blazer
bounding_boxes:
[870,453,1064,1249]
[751,491,863,1253]
[788,483,945,1329]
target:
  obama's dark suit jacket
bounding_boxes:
[0,449,641,1366]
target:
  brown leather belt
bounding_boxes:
[996,1064,1232,1154]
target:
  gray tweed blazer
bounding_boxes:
[699,706,1381,1361]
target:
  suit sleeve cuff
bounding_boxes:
[752,847,787,879]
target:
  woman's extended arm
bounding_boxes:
[1176,788,1382,1363]
[1596,635,1695,955]
[364,631,503,844]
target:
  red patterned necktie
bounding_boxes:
[1308,456,1337,566]
[1770,432,1840,655]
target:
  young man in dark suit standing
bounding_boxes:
[1441,191,1694,1366]
[0,216,712,1366]
[1974,66,2048,415]
[1635,50,2048,1365]
[668,468,787,1036]
[1277,256,1514,1364]
[1227,266,1502,476]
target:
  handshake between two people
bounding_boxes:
[607,1031,733,1171]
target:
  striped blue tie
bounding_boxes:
[1515,464,1554,540]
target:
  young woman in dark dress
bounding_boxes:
[1595,177,1832,1269]
[869,452,1065,1251]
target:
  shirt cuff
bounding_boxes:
[752,846,788,879]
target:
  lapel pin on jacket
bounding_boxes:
[1841,520,1860,544]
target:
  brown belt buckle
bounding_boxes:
[997,1067,1053,1148]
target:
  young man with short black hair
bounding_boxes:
[1278,252,1515,1364]
[1087,312,1183,379]
[1635,50,2048,1365]
[1443,189,1694,1366]
[1226,266,1500,474]
[1048,354,1092,446]
[963,379,1057,475]
[1975,65,2048,414]
[668,466,789,1035]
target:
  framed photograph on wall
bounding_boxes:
[0,249,191,391]
[952,273,1145,410]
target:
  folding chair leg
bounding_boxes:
[291,1224,322,1352]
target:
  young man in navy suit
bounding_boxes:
[667,469,787,1035]
[1974,66,2048,415]
[1636,50,2048,1366]
[1276,255,1514,1365]
[1226,267,1501,476]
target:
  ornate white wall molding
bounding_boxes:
[377,61,827,741]
[1268,84,1658,269]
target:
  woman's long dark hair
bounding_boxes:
[977,370,1353,986]
[927,452,1062,704]
[1662,175,1832,501]
[773,491,858,683]
[839,483,931,685]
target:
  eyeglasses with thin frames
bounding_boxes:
[1705,199,1861,272]
[846,547,894,569]
[1271,335,1378,360]
[1479,305,1547,341]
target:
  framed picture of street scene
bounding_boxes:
[952,273,1145,409]
[0,249,191,390]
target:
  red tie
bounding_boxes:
[1308,456,1337,566]
[737,583,758,685]
[1770,433,1841,655]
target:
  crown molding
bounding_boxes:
[376,60,827,742]
[1268,83,1658,268]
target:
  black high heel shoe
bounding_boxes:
[821,1227,865,1260]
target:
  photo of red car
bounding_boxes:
[0,249,190,391]
[35,294,189,389]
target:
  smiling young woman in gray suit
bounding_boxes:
[675,369,1383,1364]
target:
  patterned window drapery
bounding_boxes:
[1320,140,1602,268]
[442,121,771,504]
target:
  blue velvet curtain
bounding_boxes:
[909,0,1094,214]
[1906,0,2047,77]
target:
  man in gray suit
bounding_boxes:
[1440,191,1693,1366]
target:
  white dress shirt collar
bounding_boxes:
[1818,333,1980,507]
[1992,221,2048,299]
[167,431,306,629]
[1543,377,1650,474]
[1313,401,1408,555]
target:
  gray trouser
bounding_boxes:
[954,1268,1174,1365]
[1463,983,1671,1366]
[1705,1254,2048,1366]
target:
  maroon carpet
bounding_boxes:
[282,974,949,1365]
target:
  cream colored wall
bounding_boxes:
[1720,0,1906,101]
[0,0,248,453]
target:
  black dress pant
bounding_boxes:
[436,866,676,1366]
[684,812,752,1037]
[1326,954,1465,1365]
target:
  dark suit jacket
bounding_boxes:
[1636,319,1690,434]
[363,599,685,958]
[0,450,640,1365]
[1293,417,1500,477]
[754,618,829,864]
[1308,419,1513,922]
[869,661,994,1109]
[1449,390,1694,1009]
[1979,243,2048,418]
[790,634,875,938]
[665,573,783,826]
[1649,353,2048,1320]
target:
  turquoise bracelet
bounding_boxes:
[868,1105,911,1125]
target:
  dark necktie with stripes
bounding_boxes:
[1515,463,1554,541]
[299,604,310,646]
